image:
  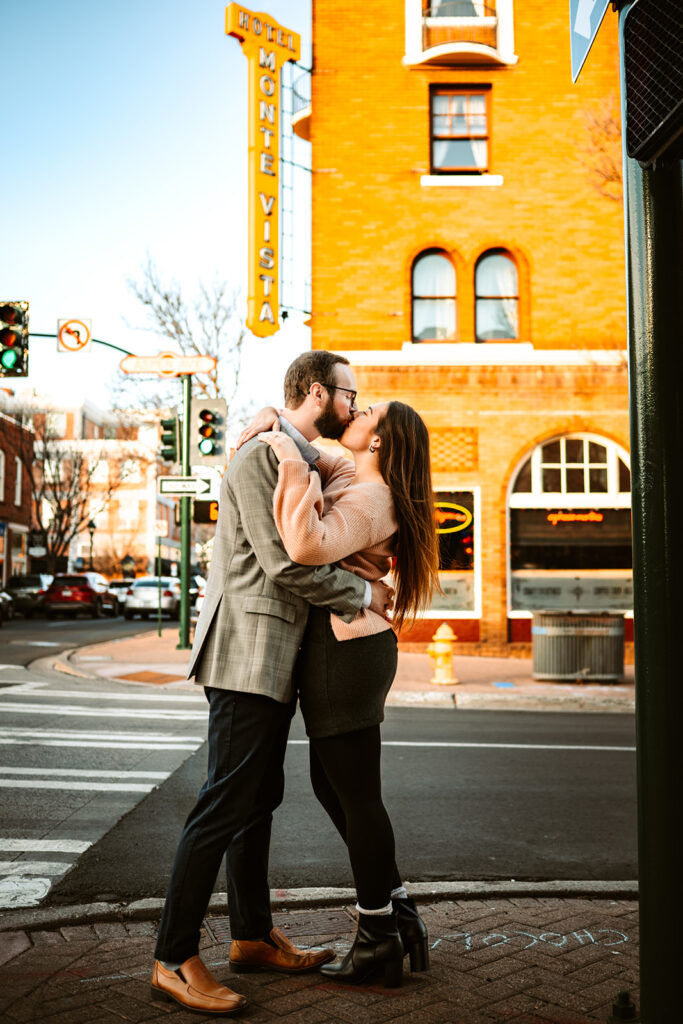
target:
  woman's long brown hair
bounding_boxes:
[375,402,441,633]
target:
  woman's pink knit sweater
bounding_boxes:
[273,449,397,641]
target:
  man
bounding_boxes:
[151,351,392,1016]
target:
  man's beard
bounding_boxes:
[314,396,348,440]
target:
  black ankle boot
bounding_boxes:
[319,912,403,987]
[392,897,430,972]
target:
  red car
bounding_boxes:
[45,573,118,619]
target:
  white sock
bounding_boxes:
[391,886,408,900]
[356,901,393,916]
[160,960,183,971]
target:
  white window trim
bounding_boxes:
[0,449,5,502]
[14,457,21,506]
[421,174,503,187]
[404,0,517,67]
[506,434,632,618]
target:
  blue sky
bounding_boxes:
[1,0,311,422]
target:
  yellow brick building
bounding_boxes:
[296,0,631,652]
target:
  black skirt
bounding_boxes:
[293,606,398,739]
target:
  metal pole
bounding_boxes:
[177,374,192,650]
[157,534,162,639]
[618,6,683,1019]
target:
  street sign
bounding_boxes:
[154,519,169,537]
[158,475,213,497]
[120,351,217,377]
[57,319,92,353]
[570,0,611,82]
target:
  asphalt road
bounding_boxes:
[44,705,637,906]
[0,615,152,666]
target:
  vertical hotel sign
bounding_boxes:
[226,5,301,337]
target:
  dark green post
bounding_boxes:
[177,373,192,650]
[157,534,162,639]
[619,6,683,1020]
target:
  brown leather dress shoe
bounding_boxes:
[151,956,247,1016]
[230,926,335,974]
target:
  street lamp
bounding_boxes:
[87,519,96,570]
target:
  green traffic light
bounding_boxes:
[0,348,18,370]
[198,437,216,455]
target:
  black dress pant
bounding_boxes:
[155,687,295,963]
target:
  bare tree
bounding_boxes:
[4,405,146,574]
[114,259,249,426]
[580,94,623,204]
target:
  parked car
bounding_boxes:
[44,573,117,619]
[0,589,16,626]
[107,578,135,613]
[191,581,206,626]
[189,574,207,607]
[124,577,181,620]
[5,574,54,617]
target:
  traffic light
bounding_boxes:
[194,500,219,524]
[160,416,179,463]
[0,301,29,378]
[190,398,228,467]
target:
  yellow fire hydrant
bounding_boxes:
[427,623,458,685]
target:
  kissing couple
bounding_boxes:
[151,350,440,1015]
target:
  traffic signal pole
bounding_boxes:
[618,5,683,1019]
[177,372,192,650]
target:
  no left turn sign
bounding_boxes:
[57,319,92,353]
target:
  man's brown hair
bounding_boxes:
[284,351,350,409]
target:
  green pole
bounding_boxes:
[618,6,683,1019]
[177,373,192,650]
[157,534,162,639]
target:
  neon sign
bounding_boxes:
[547,510,605,526]
[434,502,473,535]
[226,5,301,337]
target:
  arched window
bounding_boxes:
[511,435,631,504]
[412,250,456,342]
[508,434,632,613]
[475,250,518,341]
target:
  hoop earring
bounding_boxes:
[369,444,377,454]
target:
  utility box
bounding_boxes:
[532,613,624,682]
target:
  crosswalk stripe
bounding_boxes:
[0,767,168,779]
[0,738,200,749]
[0,780,158,792]
[0,687,204,703]
[0,839,91,853]
[0,728,204,741]
[0,701,207,719]
[0,861,72,875]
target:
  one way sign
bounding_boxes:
[570,0,611,82]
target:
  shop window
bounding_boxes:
[430,87,489,173]
[475,250,518,340]
[428,490,479,614]
[412,250,456,341]
[509,434,632,613]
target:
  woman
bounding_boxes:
[254,400,440,988]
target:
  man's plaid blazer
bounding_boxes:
[188,437,366,703]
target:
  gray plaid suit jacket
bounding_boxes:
[188,437,366,703]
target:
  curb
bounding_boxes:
[0,880,639,934]
[39,650,635,713]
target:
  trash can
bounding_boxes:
[532,613,624,681]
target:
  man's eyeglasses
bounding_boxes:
[325,385,357,404]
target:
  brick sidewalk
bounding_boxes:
[0,898,639,1023]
